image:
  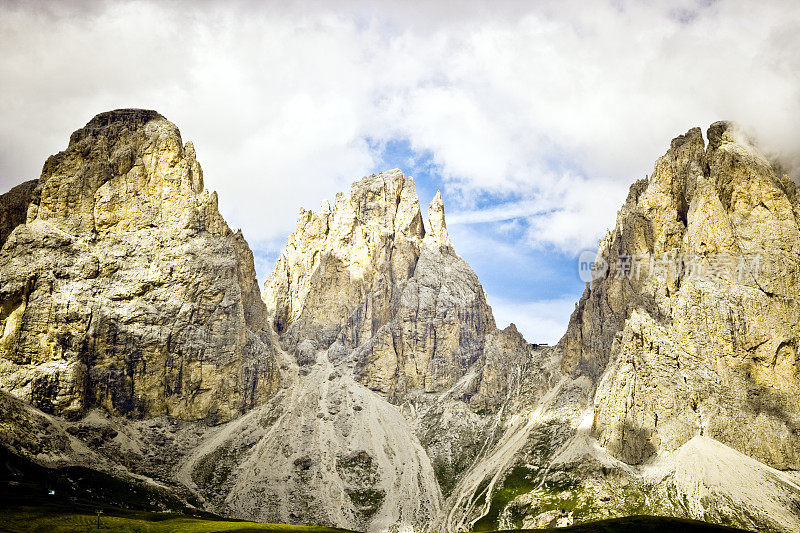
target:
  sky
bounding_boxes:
[1,0,799,343]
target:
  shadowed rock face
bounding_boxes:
[0,179,37,248]
[557,121,800,468]
[0,109,278,422]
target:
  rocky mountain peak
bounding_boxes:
[263,169,425,338]
[0,110,277,422]
[554,120,800,474]
[31,108,218,238]
[240,168,546,531]
[263,168,538,407]
[70,109,168,143]
[706,119,733,149]
[426,190,451,247]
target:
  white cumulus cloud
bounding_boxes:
[1,0,798,342]
[489,296,579,346]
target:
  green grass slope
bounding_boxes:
[0,506,353,533]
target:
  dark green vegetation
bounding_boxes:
[470,421,583,531]
[0,444,351,532]
[472,467,658,532]
[483,515,757,532]
[0,508,759,533]
[0,445,200,515]
[0,506,355,533]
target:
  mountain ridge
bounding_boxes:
[0,110,798,533]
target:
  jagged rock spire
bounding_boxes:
[426,190,452,247]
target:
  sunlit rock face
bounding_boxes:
[5,110,800,533]
[263,169,533,409]
[439,124,800,533]
[0,109,278,422]
[557,121,800,468]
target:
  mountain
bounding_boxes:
[181,169,550,532]
[0,109,278,422]
[571,122,800,468]
[444,122,800,533]
[262,168,540,409]
[0,110,798,533]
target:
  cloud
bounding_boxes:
[488,296,579,345]
[1,0,798,318]
[447,175,630,253]
[2,0,797,250]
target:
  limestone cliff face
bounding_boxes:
[264,170,426,345]
[0,110,277,422]
[8,110,800,533]
[0,179,37,248]
[264,170,529,408]
[440,123,800,533]
[159,170,541,533]
[557,122,800,468]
